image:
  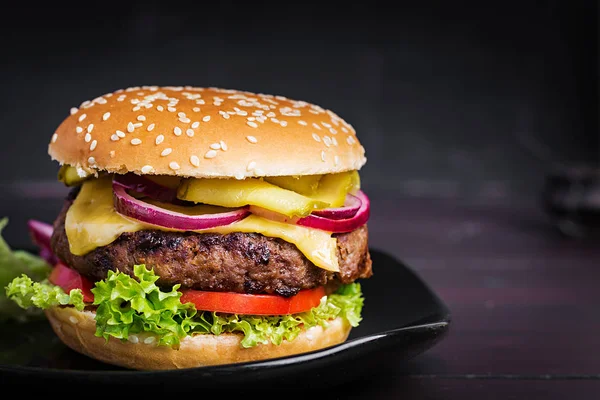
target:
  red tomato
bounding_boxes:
[49,262,94,303]
[179,286,326,315]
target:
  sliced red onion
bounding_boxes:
[296,190,370,232]
[113,174,186,204]
[113,182,250,230]
[28,219,53,249]
[312,193,361,220]
[27,219,57,265]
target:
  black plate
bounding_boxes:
[0,249,450,390]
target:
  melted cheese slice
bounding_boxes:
[65,177,339,272]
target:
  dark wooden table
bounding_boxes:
[330,194,600,399]
[2,186,599,398]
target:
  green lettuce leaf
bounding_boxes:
[6,264,364,348]
[0,218,52,321]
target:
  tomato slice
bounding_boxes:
[49,262,94,303]
[179,286,326,315]
[47,262,326,315]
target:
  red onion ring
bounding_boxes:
[295,190,370,232]
[27,219,57,265]
[113,174,187,204]
[112,182,250,230]
[311,193,361,220]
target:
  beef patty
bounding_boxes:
[51,192,373,297]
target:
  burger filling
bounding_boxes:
[6,169,372,349]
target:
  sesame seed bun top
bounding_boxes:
[48,86,367,179]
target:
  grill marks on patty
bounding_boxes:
[51,195,373,297]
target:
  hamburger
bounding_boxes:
[5,85,372,370]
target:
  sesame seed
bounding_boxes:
[334,155,339,165]
[116,130,126,138]
[177,112,186,118]
[266,112,276,118]
[322,122,332,128]
[84,133,92,143]
[246,135,258,144]
[69,316,78,324]
[204,150,217,159]
[220,141,228,151]
[346,136,355,145]
[78,114,87,122]
[131,138,142,145]
[127,122,135,132]
[157,105,164,112]
[147,123,155,132]
[155,134,164,145]
[329,128,337,134]
[141,165,154,174]
[88,156,96,165]
[111,134,119,141]
[168,107,176,112]
[103,112,111,121]
[190,155,200,167]
[129,335,139,344]
[90,140,97,151]
[280,120,288,127]
[144,336,156,345]
[332,137,338,146]
[312,123,321,130]
[186,129,194,137]
[247,116,256,121]
[193,107,201,112]
[220,111,230,119]
[323,136,332,147]
[161,148,172,156]
[133,122,143,128]
[70,107,78,115]
[51,133,58,143]
[110,150,115,158]
[320,151,325,162]
[169,161,180,170]
[191,121,200,129]
[341,127,349,133]
[87,124,94,133]
[174,127,182,136]
[179,117,191,123]
[298,120,307,126]
[247,121,258,128]
[234,172,244,180]
[312,133,321,142]
[137,115,146,121]
[237,110,248,116]
[76,127,83,133]
[247,161,256,171]
[210,143,221,150]
[202,115,211,122]
[270,117,280,124]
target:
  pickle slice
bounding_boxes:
[177,178,329,217]
[57,165,90,187]
[311,171,360,207]
[265,175,322,195]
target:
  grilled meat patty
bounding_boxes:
[51,193,373,297]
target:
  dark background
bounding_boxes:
[0,2,597,226]
[0,1,599,398]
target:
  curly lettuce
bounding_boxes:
[0,218,52,321]
[5,263,364,348]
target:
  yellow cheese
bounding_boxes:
[65,177,339,272]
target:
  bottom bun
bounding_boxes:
[45,306,352,370]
